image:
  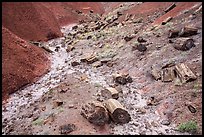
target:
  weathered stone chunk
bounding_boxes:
[59,124,77,134]
[173,38,195,51]
[132,43,147,52]
[53,100,63,108]
[113,72,133,85]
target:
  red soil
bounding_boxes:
[2,2,105,102]
[41,2,105,27]
[2,2,63,42]
[2,26,50,102]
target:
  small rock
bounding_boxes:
[113,72,133,85]
[59,124,77,134]
[146,96,158,106]
[137,36,147,43]
[68,104,74,108]
[92,61,102,68]
[71,61,80,67]
[187,104,196,113]
[160,119,170,125]
[124,35,135,42]
[137,43,147,52]
[136,107,146,114]
[53,100,63,108]
[173,38,195,51]
[55,46,60,52]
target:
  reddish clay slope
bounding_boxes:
[2,26,50,102]
[41,2,105,26]
[2,2,62,41]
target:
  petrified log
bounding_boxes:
[178,26,198,37]
[66,45,75,52]
[161,67,175,82]
[174,63,197,83]
[105,99,131,124]
[80,55,99,64]
[168,29,179,38]
[81,100,109,126]
[162,17,172,25]
[150,66,161,80]
[41,45,54,53]
[164,3,176,13]
[173,38,195,51]
[101,87,119,99]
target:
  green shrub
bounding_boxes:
[177,120,197,134]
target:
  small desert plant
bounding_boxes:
[177,120,197,134]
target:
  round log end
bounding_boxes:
[112,108,131,124]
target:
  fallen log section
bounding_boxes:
[174,63,197,83]
[81,100,109,126]
[105,99,131,124]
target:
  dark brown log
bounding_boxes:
[178,26,198,37]
[101,87,119,99]
[168,30,179,38]
[174,63,197,83]
[105,99,131,124]
[81,100,109,126]
[164,3,176,13]
[161,67,175,82]
[173,38,195,51]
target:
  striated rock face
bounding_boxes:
[2,26,50,101]
[2,2,63,41]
